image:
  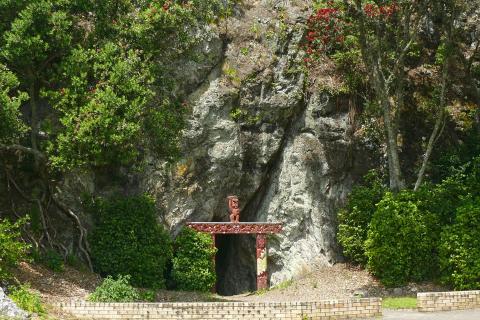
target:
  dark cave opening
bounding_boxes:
[215,234,256,296]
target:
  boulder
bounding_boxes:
[0,288,28,320]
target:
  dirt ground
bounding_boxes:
[222,263,446,302]
[14,261,446,305]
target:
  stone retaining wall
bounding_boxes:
[56,298,382,319]
[417,290,480,312]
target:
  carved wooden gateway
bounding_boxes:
[187,196,282,291]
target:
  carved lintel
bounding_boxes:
[186,222,282,234]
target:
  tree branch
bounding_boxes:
[0,143,47,161]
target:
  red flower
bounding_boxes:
[163,1,170,11]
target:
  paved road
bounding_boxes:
[383,309,480,319]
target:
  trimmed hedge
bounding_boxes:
[337,171,386,266]
[171,227,216,292]
[365,191,439,287]
[90,195,172,288]
[439,198,480,290]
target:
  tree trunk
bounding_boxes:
[354,0,405,192]
[380,86,405,192]
[414,14,453,191]
[414,65,449,191]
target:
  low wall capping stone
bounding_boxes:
[417,290,480,312]
[56,298,382,319]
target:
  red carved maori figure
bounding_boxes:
[227,195,240,223]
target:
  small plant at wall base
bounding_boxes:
[89,195,172,289]
[171,227,216,292]
[88,275,140,302]
[8,284,45,315]
[0,217,30,280]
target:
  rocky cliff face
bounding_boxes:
[138,0,372,295]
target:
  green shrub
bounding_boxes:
[171,227,216,292]
[8,284,44,315]
[337,171,386,265]
[88,275,140,302]
[365,191,438,287]
[43,249,64,273]
[89,195,172,288]
[439,198,480,290]
[0,217,30,280]
[138,289,156,302]
[31,248,65,273]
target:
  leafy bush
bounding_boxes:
[31,248,65,273]
[138,289,156,302]
[9,284,44,315]
[171,227,216,292]
[337,171,386,265]
[88,275,139,302]
[439,198,480,290]
[365,191,439,287]
[89,195,172,288]
[0,217,30,280]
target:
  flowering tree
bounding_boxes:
[0,0,230,267]
[306,0,479,192]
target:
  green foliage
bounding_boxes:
[229,107,261,125]
[42,249,64,273]
[171,227,216,292]
[0,0,230,172]
[427,155,480,224]
[31,248,64,272]
[0,64,28,144]
[439,198,480,290]
[331,47,364,93]
[138,289,156,302]
[432,132,480,182]
[337,171,386,266]
[89,195,172,289]
[88,275,139,302]
[0,217,30,281]
[44,43,157,169]
[8,284,44,315]
[1,0,74,83]
[365,191,439,287]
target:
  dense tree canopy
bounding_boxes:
[308,0,480,191]
[0,0,229,169]
[0,0,230,267]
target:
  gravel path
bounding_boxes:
[222,263,445,302]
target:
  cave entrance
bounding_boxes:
[215,234,255,295]
[186,222,282,295]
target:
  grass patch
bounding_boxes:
[255,279,294,295]
[382,297,417,309]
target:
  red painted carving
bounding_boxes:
[256,234,267,259]
[256,271,268,290]
[186,223,282,234]
[227,195,240,223]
